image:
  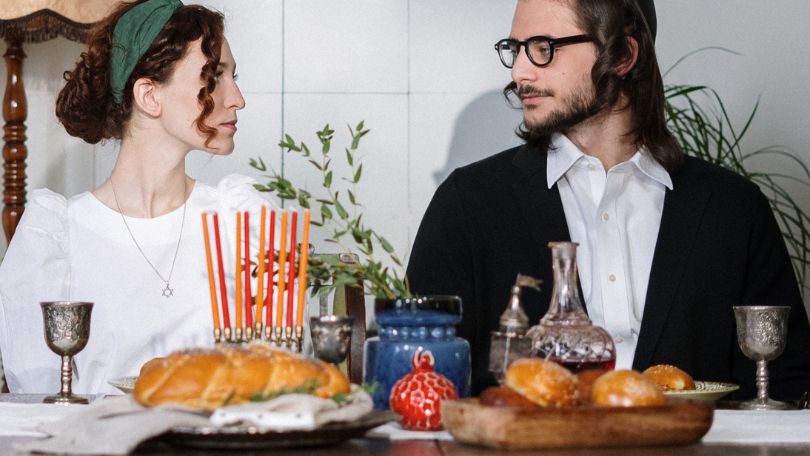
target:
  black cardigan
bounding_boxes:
[407,144,810,399]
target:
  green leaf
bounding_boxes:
[353,164,363,183]
[335,200,349,219]
[346,148,354,166]
[348,190,357,205]
[320,205,333,220]
[325,170,333,187]
[308,159,323,171]
[379,236,395,254]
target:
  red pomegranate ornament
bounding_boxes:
[389,349,458,431]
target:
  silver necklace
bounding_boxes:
[110,177,187,298]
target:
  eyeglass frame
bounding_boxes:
[494,34,593,68]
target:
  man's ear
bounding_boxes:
[131,77,161,117]
[616,36,639,77]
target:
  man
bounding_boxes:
[407,0,810,399]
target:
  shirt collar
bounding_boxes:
[545,133,673,190]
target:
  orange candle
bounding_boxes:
[244,211,253,330]
[285,210,298,329]
[212,213,231,329]
[235,212,243,331]
[255,206,267,331]
[295,210,311,328]
[201,213,220,332]
[265,209,276,328]
[275,211,288,330]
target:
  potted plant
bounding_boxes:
[250,123,470,410]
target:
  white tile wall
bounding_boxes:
[281,93,409,269]
[408,92,523,244]
[2,0,810,311]
[283,0,409,93]
[410,0,517,93]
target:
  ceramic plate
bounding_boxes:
[663,381,739,401]
[107,376,137,394]
[162,410,396,449]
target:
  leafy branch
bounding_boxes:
[250,122,410,300]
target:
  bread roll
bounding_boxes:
[504,358,578,407]
[642,364,695,391]
[591,370,666,407]
[576,369,608,404]
[133,344,350,411]
[479,386,540,410]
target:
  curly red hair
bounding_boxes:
[56,0,224,147]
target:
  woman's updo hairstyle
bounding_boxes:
[55,0,224,145]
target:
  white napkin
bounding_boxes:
[703,409,810,443]
[17,388,375,455]
[366,421,454,441]
[17,396,210,455]
[0,402,87,437]
[210,386,373,431]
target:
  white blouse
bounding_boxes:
[0,174,278,394]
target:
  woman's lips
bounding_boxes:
[221,121,237,133]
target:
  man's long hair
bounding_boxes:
[507,0,683,172]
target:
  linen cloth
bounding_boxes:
[548,133,671,369]
[0,401,89,437]
[703,409,810,443]
[0,175,278,395]
[17,389,373,455]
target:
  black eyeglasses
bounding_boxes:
[494,34,593,68]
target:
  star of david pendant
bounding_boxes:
[162,283,174,298]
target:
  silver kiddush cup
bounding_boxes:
[41,301,93,404]
[733,305,793,410]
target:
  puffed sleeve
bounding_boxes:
[216,173,274,214]
[0,189,70,393]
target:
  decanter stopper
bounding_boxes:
[488,274,541,383]
[527,241,616,372]
[498,274,541,335]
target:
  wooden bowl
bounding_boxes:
[441,398,713,450]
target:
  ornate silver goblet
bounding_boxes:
[310,315,354,364]
[40,301,93,404]
[733,305,793,410]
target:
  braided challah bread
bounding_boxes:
[133,343,350,411]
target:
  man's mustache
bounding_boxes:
[517,85,553,98]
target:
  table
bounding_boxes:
[2,394,810,456]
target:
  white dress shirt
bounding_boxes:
[546,133,672,369]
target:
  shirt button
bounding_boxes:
[614,336,624,343]
[588,163,595,170]
[602,212,609,221]
[608,274,616,282]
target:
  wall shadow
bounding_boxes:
[433,90,524,186]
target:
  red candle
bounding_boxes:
[285,210,298,329]
[265,209,276,328]
[244,211,253,330]
[212,213,231,329]
[256,206,267,332]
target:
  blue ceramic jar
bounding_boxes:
[363,296,471,409]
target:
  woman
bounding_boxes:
[0,0,269,394]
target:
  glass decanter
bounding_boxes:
[527,241,616,372]
[487,274,540,383]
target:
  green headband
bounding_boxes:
[110,0,183,105]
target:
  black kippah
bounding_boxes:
[635,0,657,41]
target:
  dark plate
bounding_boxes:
[161,410,396,450]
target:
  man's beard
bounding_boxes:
[519,83,600,137]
